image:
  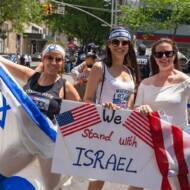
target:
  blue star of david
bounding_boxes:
[0,95,11,129]
[48,44,56,51]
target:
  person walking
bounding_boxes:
[0,43,80,190]
[84,27,140,190]
[129,38,190,190]
[71,52,97,99]
[24,54,30,67]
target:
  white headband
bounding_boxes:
[42,44,65,57]
[109,29,131,41]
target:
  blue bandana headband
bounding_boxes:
[108,29,131,41]
[42,44,65,57]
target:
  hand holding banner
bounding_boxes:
[52,100,162,189]
[52,100,190,190]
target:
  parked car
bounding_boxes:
[9,54,18,63]
[31,52,41,62]
[0,53,18,63]
[0,54,11,61]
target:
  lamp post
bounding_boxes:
[114,0,118,26]
[111,0,114,27]
[111,0,118,28]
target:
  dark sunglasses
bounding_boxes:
[111,39,130,47]
[46,55,63,62]
[154,51,175,59]
[87,64,93,68]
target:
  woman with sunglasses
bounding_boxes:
[129,38,190,190]
[0,44,80,190]
[84,27,140,190]
[0,44,80,118]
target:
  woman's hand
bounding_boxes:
[103,102,120,110]
[135,105,153,116]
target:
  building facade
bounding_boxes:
[0,22,52,56]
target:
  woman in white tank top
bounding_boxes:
[84,27,140,190]
[84,27,140,109]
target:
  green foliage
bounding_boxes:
[44,0,111,46]
[0,0,43,33]
[120,0,190,36]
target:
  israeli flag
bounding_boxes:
[0,64,57,189]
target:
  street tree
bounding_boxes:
[0,0,43,33]
[119,0,190,39]
[45,0,111,46]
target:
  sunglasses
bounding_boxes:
[46,55,63,63]
[154,51,175,59]
[87,64,93,68]
[111,39,130,47]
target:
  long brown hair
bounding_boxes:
[150,38,180,75]
[104,27,141,85]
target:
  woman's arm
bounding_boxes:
[0,56,35,82]
[127,93,135,110]
[71,62,85,82]
[134,82,153,115]
[84,62,103,103]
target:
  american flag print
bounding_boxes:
[122,111,153,148]
[55,103,101,137]
[150,112,190,190]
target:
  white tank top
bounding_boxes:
[96,64,135,109]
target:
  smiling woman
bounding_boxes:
[84,27,140,190]
[130,38,190,190]
[84,27,140,108]
[0,43,80,190]
[145,47,188,73]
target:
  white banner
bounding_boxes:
[52,100,162,189]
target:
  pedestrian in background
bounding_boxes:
[0,43,80,190]
[16,53,20,64]
[136,43,150,79]
[71,52,97,99]
[20,54,26,66]
[28,54,32,67]
[84,27,140,190]
[129,38,190,190]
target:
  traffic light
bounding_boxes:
[42,3,53,15]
